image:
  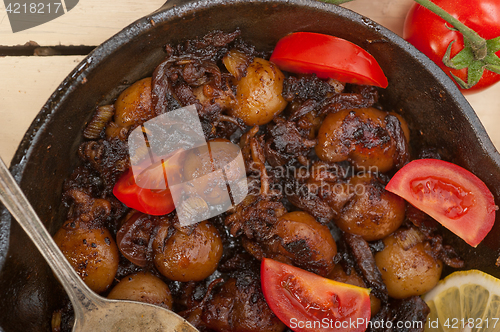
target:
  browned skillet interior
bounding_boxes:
[1,0,500,331]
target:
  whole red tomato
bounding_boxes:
[404,0,500,93]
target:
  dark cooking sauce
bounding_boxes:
[51,30,463,332]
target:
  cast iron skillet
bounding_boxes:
[1,0,500,330]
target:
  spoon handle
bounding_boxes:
[0,157,100,311]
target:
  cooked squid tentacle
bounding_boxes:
[343,233,389,303]
[83,105,115,139]
[285,161,353,224]
[264,117,317,167]
[152,58,181,115]
[64,188,112,226]
[152,30,241,117]
[242,211,337,276]
[385,114,410,169]
[197,266,286,332]
[225,195,286,240]
[239,126,275,197]
[368,296,429,332]
[78,139,129,189]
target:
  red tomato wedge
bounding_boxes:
[270,32,388,88]
[114,148,185,216]
[261,258,371,332]
[386,159,497,247]
[113,167,176,216]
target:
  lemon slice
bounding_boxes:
[424,270,500,332]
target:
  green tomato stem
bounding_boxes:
[413,0,487,60]
[317,0,354,4]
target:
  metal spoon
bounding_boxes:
[0,156,198,332]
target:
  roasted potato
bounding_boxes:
[315,107,409,173]
[334,174,405,241]
[375,228,443,299]
[153,221,223,282]
[54,223,119,293]
[107,272,173,309]
[229,57,287,125]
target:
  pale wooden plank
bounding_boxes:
[0,0,165,46]
[466,84,500,153]
[0,56,84,164]
[343,0,414,36]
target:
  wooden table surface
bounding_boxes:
[1,0,500,166]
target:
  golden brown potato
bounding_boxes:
[53,223,119,293]
[106,77,154,138]
[229,58,287,126]
[270,211,337,276]
[222,49,252,80]
[153,221,223,282]
[315,107,401,173]
[115,77,154,128]
[107,272,173,309]
[315,110,349,164]
[183,138,245,205]
[328,264,381,317]
[334,174,405,241]
[375,229,443,299]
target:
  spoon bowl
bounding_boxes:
[72,296,196,332]
[0,157,198,332]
